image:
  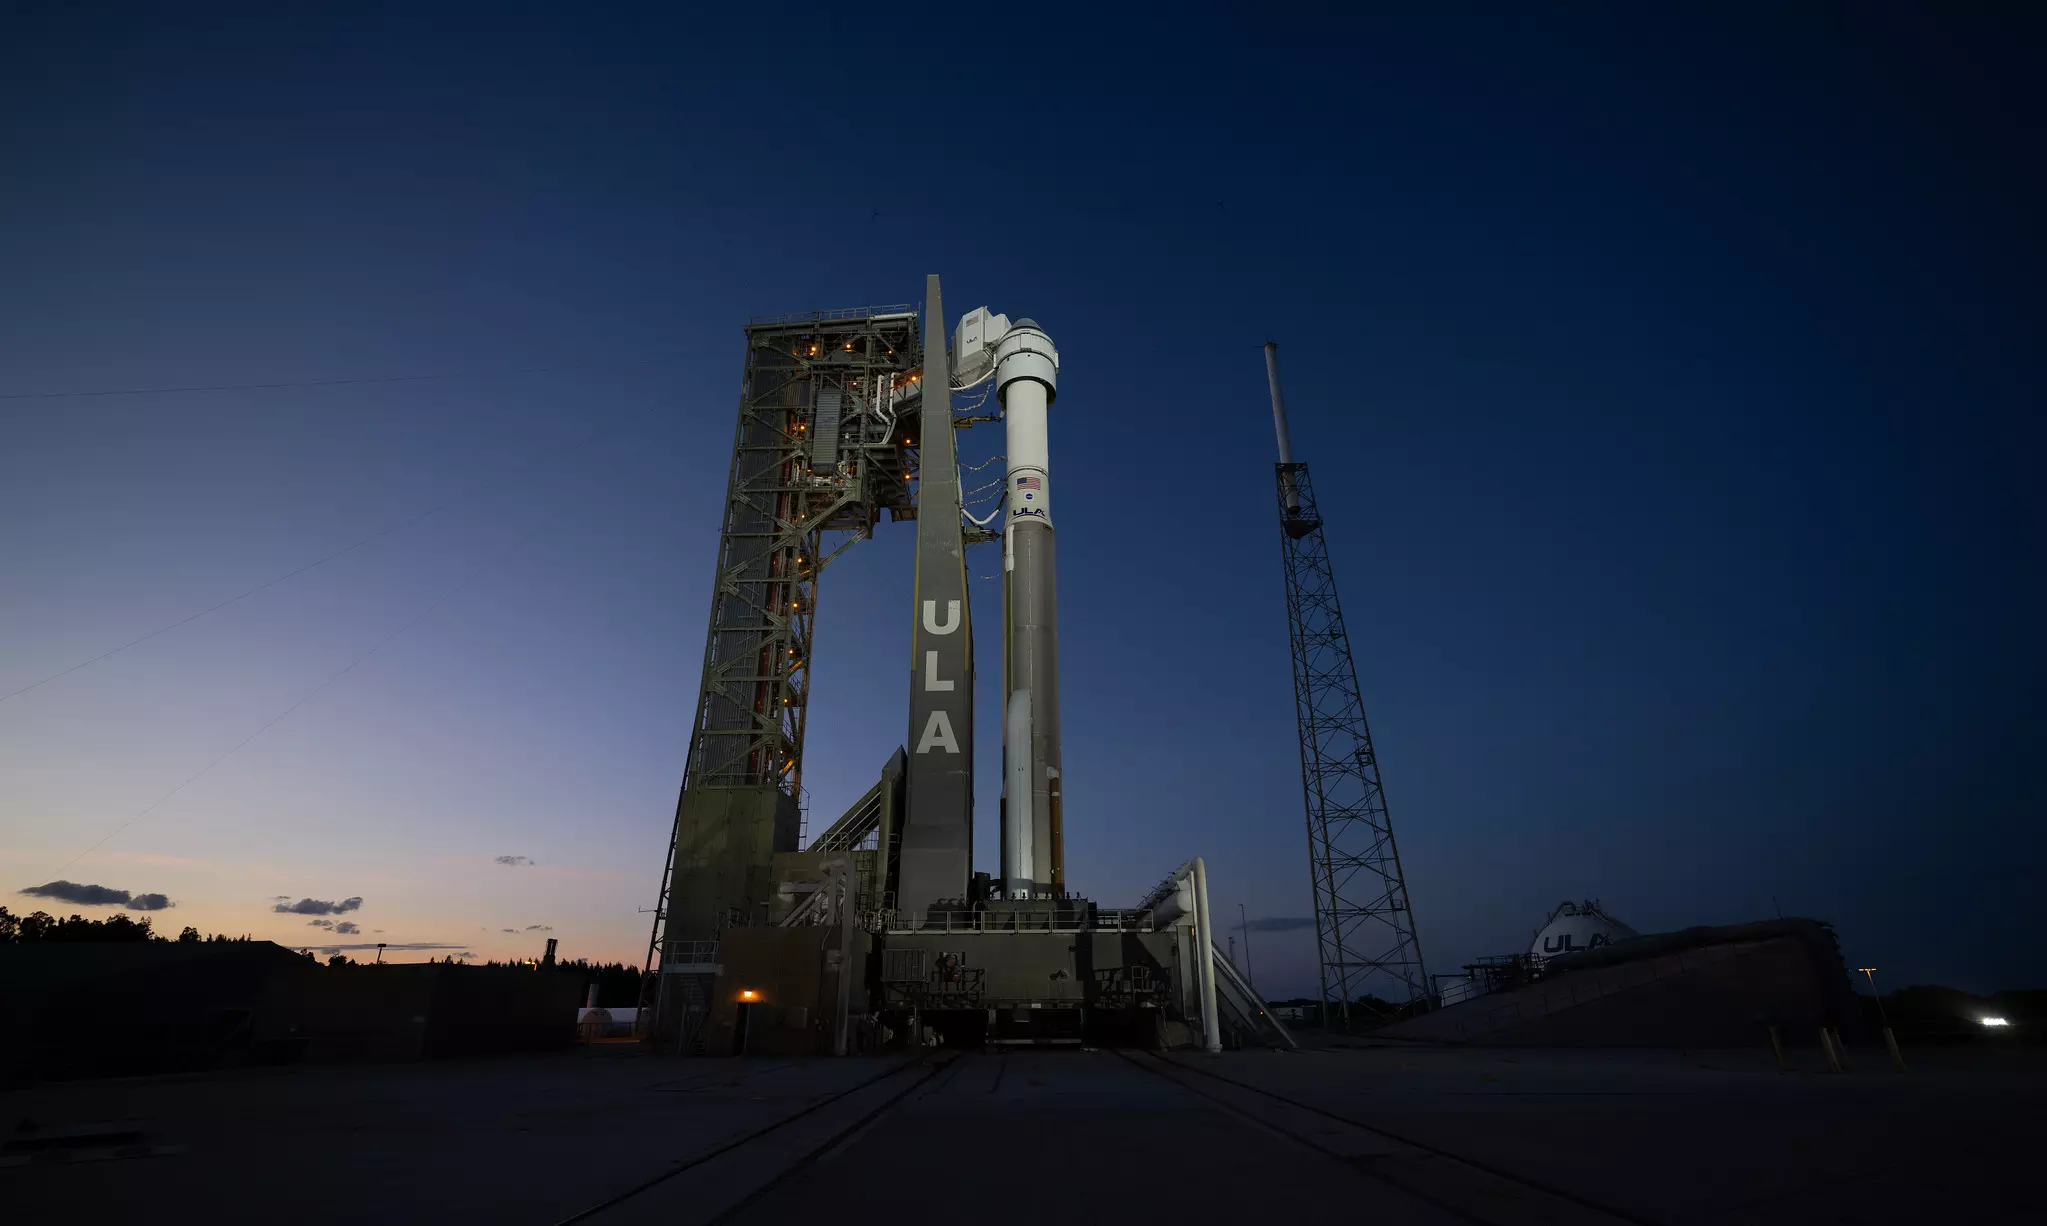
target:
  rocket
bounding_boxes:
[955,308,1062,900]
[996,320,1061,900]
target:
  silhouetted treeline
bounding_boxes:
[0,906,252,945]
[464,955,643,1007]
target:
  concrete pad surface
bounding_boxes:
[2,1043,2036,1225]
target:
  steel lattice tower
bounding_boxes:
[638,304,922,1045]
[1266,345,1426,1024]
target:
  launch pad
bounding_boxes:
[640,277,1273,1056]
[19,1043,2037,1226]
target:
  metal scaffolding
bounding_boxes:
[638,305,924,1042]
[683,306,922,794]
[1274,461,1428,1022]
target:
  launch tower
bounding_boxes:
[639,302,923,1036]
[640,278,1278,1056]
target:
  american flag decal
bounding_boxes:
[1016,475,1041,491]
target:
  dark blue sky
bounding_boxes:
[2,5,2040,992]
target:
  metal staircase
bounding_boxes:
[805,764,889,852]
[676,969,713,1056]
[1213,948,1299,1050]
[633,781,690,1038]
[648,938,720,1055]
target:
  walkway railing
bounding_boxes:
[747,304,917,327]
[885,909,1160,934]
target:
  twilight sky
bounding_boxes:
[2,5,2040,994]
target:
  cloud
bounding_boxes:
[19,882,175,910]
[501,928,517,933]
[274,896,363,916]
[319,947,341,955]
[308,919,334,928]
[99,852,208,869]
[1242,916,1318,933]
[455,952,476,959]
[494,856,534,867]
[333,921,359,935]
[372,929,385,934]
[20,880,131,907]
[524,924,553,932]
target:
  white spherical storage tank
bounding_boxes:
[1530,900,1639,966]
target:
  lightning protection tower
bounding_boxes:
[1263,342,1427,1024]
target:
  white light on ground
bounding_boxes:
[1980,1017,2010,1027]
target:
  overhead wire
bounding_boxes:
[1,501,455,704]
[0,355,675,401]
[0,420,618,705]
[45,482,581,876]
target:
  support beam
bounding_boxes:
[898,274,974,925]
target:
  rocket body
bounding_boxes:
[994,321,1061,899]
